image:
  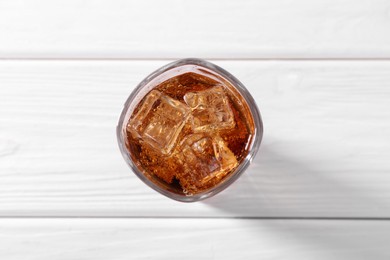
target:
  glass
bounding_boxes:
[117,58,263,202]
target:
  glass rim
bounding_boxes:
[117,58,263,202]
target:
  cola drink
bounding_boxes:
[117,59,262,201]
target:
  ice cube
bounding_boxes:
[183,86,235,132]
[127,90,190,155]
[176,133,238,192]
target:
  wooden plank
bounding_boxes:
[1,218,389,259]
[1,60,390,217]
[1,0,390,59]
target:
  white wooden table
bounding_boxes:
[1,0,390,259]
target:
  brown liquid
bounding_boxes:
[126,72,254,195]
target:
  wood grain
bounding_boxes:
[1,218,389,260]
[1,0,390,59]
[1,60,390,217]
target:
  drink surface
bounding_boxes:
[126,71,254,195]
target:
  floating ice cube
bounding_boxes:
[127,90,190,155]
[183,86,235,132]
[177,133,238,191]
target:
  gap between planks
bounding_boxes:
[1,216,390,221]
[1,58,390,61]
